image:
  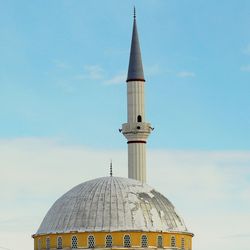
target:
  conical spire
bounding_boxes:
[127,8,145,82]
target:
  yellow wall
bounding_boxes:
[33,231,193,249]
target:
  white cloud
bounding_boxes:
[240,64,250,72]
[0,232,34,250]
[74,65,105,81]
[104,72,126,85]
[0,138,250,250]
[177,71,196,78]
[83,65,105,80]
[243,44,250,55]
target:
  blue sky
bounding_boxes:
[0,0,249,150]
[0,1,250,250]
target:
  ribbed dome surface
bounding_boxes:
[37,177,188,235]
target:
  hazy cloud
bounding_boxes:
[221,234,250,239]
[177,71,196,78]
[55,80,75,93]
[84,65,105,80]
[1,138,250,250]
[243,44,250,55]
[240,65,250,72]
[146,64,161,76]
[53,59,71,69]
[74,65,106,81]
[104,72,126,85]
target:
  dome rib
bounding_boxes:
[93,177,106,230]
[36,177,189,235]
[114,176,129,230]
[86,177,105,230]
[101,177,111,229]
[113,178,120,230]
[152,191,175,230]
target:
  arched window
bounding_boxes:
[171,236,176,247]
[38,238,41,250]
[57,236,63,249]
[123,234,131,248]
[46,237,50,250]
[157,235,163,248]
[137,115,142,122]
[88,235,95,248]
[72,235,78,249]
[181,237,185,250]
[141,235,148,247]
[105,234,112,247]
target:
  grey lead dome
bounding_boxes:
[36,177,188,235]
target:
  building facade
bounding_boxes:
[33,10,193,250]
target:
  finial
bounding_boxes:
[110,160,113,177]
[134,6,136,19]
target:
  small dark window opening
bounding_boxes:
[124,235,131,248]
[137,115,142,122]
[157,235,163,248]
[57,236,63,249]
[141,235,148,248]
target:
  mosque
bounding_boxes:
[32,10,194,250]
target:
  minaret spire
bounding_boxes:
[127,7,145,82]
[121,9,152,183]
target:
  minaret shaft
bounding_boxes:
[123,80,151,183]
[127,81,145,123]
[128,138,146,182]
[122,13,152,183]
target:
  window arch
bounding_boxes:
[71,235,78,249]
[123,234,131,248]
[141,235,148,247]
[181,237,185,250]
[105,234,112,248]
[88,235,95,248]
[57,236,63,249]
[38,238,41,250]
[157,235,163,248]
[46,237,50,250]
[171,236,176,247]
[137,115,142,122]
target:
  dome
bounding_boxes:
[36,177,188,235]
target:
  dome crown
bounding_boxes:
[36,177,188,235]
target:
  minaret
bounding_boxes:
[121,9,152,183]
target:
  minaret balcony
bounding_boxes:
[122,122,152,141]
